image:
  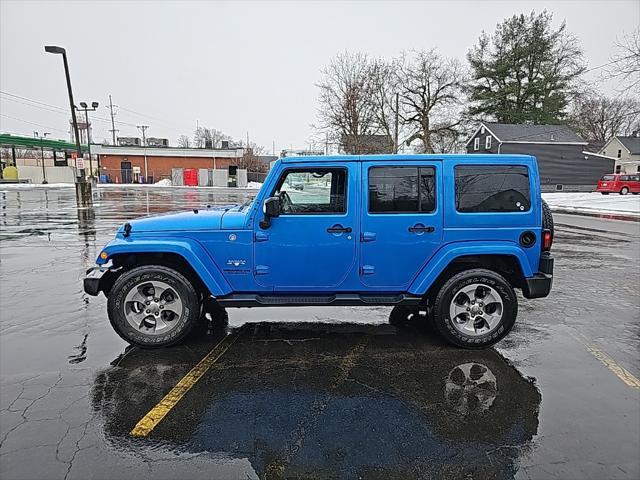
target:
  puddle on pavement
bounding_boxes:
[92,321,540,479]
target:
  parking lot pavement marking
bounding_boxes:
[570,331,640,389]
[130,332,240,437]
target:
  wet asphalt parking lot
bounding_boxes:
[0,186,638,480]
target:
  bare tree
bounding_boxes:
[193,127,232,148]
[177,135,192,148]
[569,94,640,143]
[232,143,267,172]
[397,49,467,153]
[606,28,640,91]
[316,51,378,154]
[368,58,404,152]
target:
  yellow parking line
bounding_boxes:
[130,332,240,437]
[571,331,640,389]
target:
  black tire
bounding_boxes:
[601,192,609,195]
[620,187,629,195]
[433,269,517,349]
[541,199,554,239]
[107,265,201,348]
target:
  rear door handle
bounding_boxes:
[327,225,352,234]
[408,224,435,234]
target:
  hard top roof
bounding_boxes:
[280,153,535,163]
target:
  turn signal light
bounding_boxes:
[99,251,108,260]
[542,229,552,251]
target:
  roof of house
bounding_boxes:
[617,136,640,154]
[468,122,587,145]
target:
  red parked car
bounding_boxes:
[596,174,640,195]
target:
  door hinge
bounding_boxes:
[361,265,375,275]
[255,231,269,242]
[361,232,376,242]
[255,265,270,275]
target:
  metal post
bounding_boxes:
[84,109,93,178]
[45,45,92,205]
[394,92,399,154]
[137,125,149,182]
[40,143,47,184]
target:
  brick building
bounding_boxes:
[92,145,244,183]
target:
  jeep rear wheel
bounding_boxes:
[433,269,517,349]
[107,265,200,348]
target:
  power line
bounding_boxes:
[0,90,138,128]
[0,113,69,135]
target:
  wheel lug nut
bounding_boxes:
[159,305,164,309]
[146,309,150,313]
[145,301,150,305]
[466,307,470,311]
[155,312,159,316]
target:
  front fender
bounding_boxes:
[408,241,534,296]
[97,237,232,296]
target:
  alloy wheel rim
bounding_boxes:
[123,280,183,335]
[449,283,504,336]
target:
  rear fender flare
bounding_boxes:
[98,237,231,296]
[408,242,533,296]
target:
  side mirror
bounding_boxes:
[264,196,280,218]
[259,196,280,229]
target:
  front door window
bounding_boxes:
[274,168,347,214]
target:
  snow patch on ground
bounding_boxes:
[246,181,264,189]
[154,178,172,186]
[543,192,640,217]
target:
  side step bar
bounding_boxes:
[216,293,423,308]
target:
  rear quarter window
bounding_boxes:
[455,165,530,213]
[601,175,615,181]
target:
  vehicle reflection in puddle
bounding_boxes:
[92,321,540,479]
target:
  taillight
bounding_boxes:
[542,229,552,251]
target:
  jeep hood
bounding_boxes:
[118,205,242,234]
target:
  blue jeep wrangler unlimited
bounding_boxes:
[84,155,554,349]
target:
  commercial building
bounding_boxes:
[93,144,244,183]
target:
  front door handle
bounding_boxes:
[408,224,435,234]
[327,225,352,234]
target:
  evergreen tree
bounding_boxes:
[467,11,585,124]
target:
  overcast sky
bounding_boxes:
[1,0,638,152]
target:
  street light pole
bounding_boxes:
[34,131,50,184]
[44,46,83,178]
[76,102,99,180]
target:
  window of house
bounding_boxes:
[636,166,640,173]
[474,138,480,151]
[369,167,436,213]
[274,168,347,214]
[615,165,622,173]
[618,149,622,158]
[485,136,492,149]
[455,165,530,213]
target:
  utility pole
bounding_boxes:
[137,125,149,182]
[108,95,118,145]
[394,92,399,154]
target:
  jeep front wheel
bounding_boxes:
[433,269,517,349]
[107,265,200,348]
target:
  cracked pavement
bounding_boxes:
[0,187,638,479]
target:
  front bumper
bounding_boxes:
[522,253,554,299]
[83,266,110,296]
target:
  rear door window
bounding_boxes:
[368,167,435,213]
[601,175,616,181]
[455,165,530,213]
